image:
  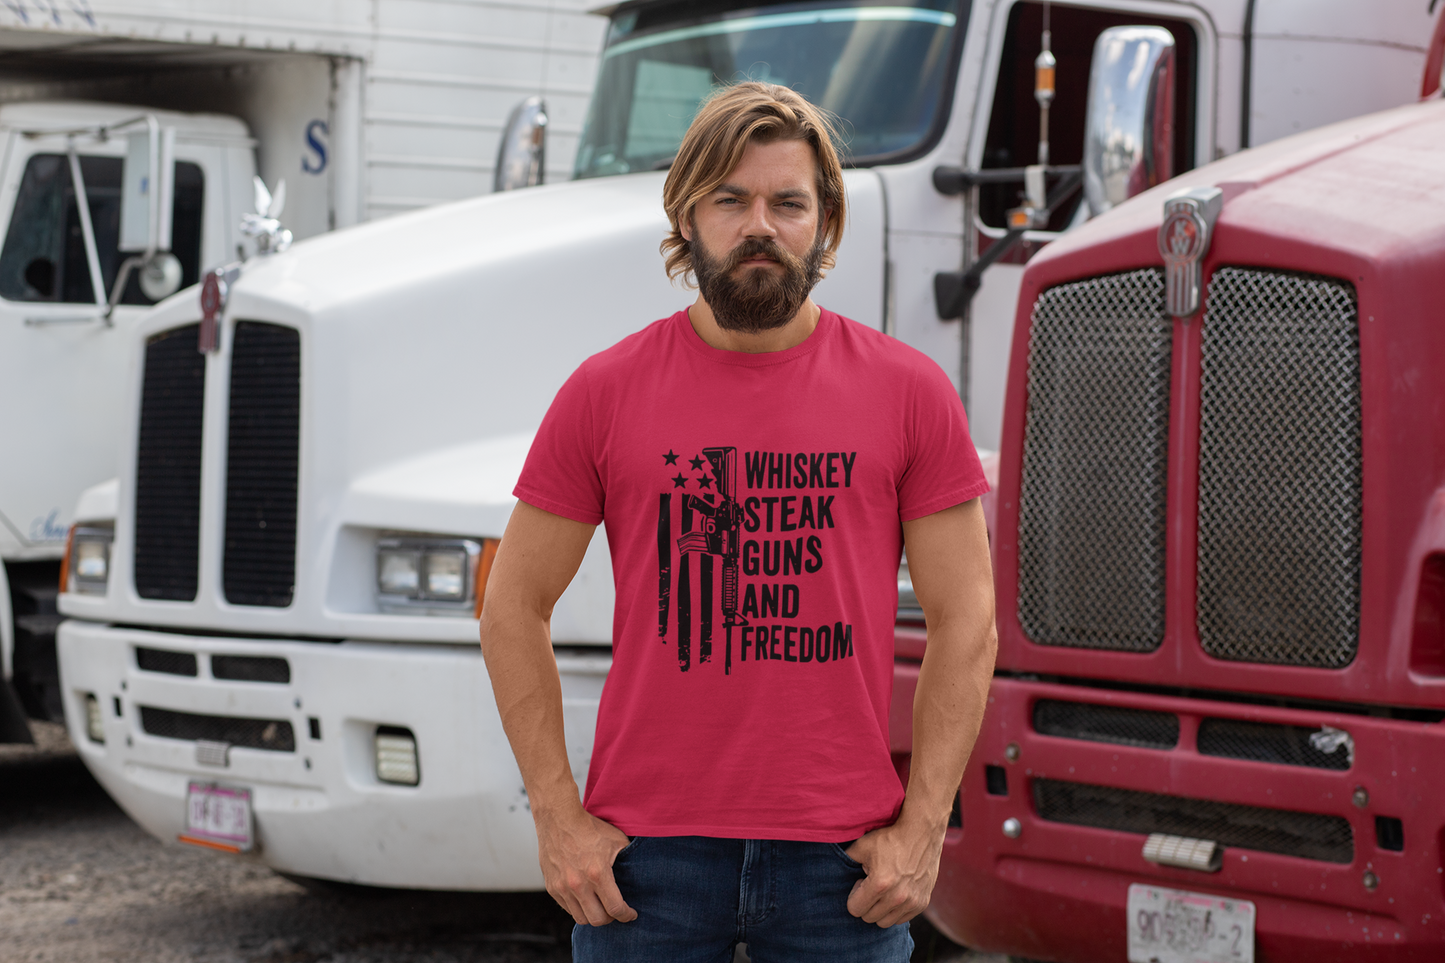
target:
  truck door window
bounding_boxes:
[0,154,204,305]
[978,1,1197,231]
[576,0,968,178]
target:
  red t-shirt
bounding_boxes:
[514,307,988,841]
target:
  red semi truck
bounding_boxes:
[898,95,1445,961]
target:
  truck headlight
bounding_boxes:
[376,535,497,615]
[377,547,421,595]
[63,525,115,596]
[423,547,468,600]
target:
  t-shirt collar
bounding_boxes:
[672,305,836,367]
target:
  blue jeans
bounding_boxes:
[572,836,914,963]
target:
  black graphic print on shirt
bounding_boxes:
[657,447,857,676]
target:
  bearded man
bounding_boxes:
[479,82,997,962]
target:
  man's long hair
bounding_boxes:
[661,82,847,286]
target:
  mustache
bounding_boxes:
[720,237,804,274]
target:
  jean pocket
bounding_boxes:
[828,841,864,870]
[614,836,646,863]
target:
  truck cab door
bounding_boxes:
[0,137,208,562]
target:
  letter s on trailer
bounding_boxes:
[54,0,1432,889]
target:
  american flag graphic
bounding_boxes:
[657,446,747,674]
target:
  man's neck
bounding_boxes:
[686,297,822,354]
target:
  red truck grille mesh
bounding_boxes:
[1033,699,1179,749]
[1017,269,1171,651]
[1197,269,1361,667]
[1197,717,1351,771]
[1033,778,1354,863]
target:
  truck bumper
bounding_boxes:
[57,619,608,890]
[929,677,1445,962]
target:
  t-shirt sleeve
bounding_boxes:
[513,365,606,525]
[896,359,991,522]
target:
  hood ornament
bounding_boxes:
[199,176,289,353]
[241,176,293,255]
[1158,186,1223,318]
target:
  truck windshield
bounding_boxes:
[575,0,964,178]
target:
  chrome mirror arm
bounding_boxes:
[933,168,1084,320]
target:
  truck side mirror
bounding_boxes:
[1082,26,1176,217]
[119,122,176,254]
[493,96,547,192]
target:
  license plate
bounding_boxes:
[181,782,254,853]
[1127,883,1255,963]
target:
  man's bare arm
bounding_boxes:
[845,498,997,927]
[479,500,637,927]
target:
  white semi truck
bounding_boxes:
[56,0,1437,889]
[0,0,605,739]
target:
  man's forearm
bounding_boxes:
[899,604,997,831]
[897,498,998,833]
[481,607,581,815]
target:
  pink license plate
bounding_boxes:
[181,782,253,853]
[1127,883,1255,963]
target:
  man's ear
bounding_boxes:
[679,209,695,243]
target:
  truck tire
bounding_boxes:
[5,561,63,723]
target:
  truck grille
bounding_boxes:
[1018,269,1171,651]
[223,323,300,607]
[1197,269,1361,667]
[135,647,198,677]
[211,655,291,684]
[1197,717,1351,771]
[134,325,206,601]
[1033,778,1353,863]
[139,705,295,752]
[1033,699,1178,749]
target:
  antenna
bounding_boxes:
[1035,1,1055,166]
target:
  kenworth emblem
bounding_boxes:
[1158,186,1224,318]
[198,263,241,354]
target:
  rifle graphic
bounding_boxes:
[669,446,747,674]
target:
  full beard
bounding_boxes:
[692,232,825,334]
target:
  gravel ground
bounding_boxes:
[1,723,1002,963]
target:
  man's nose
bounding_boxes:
[742,198,776,239]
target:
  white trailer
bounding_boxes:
[56,0,1437,888]
[0,0,605,737]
